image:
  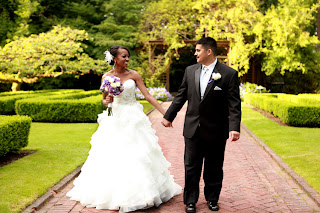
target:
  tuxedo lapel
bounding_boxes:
[194,66,201,100]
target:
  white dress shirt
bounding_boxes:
[200,59,217,99]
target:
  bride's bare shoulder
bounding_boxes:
[127,69,142,80]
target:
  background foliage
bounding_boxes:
[0,0,320,92]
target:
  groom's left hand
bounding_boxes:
[229,131,240,142]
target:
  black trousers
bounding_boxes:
[183,127,227,205]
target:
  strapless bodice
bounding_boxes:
[114,79,136,105]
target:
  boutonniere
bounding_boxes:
[208,72,221,83]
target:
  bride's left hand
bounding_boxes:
[103,96,114,106]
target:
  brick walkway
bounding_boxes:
[37,102,320,213]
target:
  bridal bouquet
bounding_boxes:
[100,75,124,116]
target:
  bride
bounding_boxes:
[67,45,182,212]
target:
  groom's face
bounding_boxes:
[194,44,209,64]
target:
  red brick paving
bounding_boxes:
[37,102,320,213]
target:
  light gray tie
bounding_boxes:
[200,66,209,99]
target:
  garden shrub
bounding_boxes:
[244,93,320,127]
[15,94,104,122]
[0,115,32,156]
[0,89,84,115]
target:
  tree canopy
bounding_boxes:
[1,0,320,92]
[138,0,320,79]
[0,26,105,91]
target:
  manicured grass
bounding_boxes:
[0,101,153,213]
[242,104,320,194]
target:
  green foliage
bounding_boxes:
[242,105,320,195]
[259,0,320,75]
[0,0,39,45]
[0,25,106,91]
[194,0,263,74]
[25,0,150,68]
[0,89,86,115]
[0,122,97,213]
[265,69,320,94]
[0,0,17,46]
[0,94,29,115]
[1,0,320,91]
[244,93,320,126]
[137,0,196,84]
[15,94,104,122]
[0,115,32,156]
[138,0,320,86]
[89,0,149,59]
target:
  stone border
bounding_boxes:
[241,123,320,208]
[22,166,82,213]
[21,105,157,213]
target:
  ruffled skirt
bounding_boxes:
[67,102,182,212]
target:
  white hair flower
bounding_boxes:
[104,50,114,64]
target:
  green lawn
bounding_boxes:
[0,101,153,213]
[242,104,320,194]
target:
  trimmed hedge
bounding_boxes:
[244,93,320,127]
[0,89,84,96]
[0,89,99,115]
[15,94,104,122]
[0,115,32,156]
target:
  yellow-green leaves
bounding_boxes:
[0,26,106,90]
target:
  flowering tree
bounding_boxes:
[0,26,106,91]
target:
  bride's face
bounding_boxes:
[114,48,130,68]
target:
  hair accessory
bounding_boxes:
[104,50,114,64]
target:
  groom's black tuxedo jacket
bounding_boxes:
[164,61,241,140]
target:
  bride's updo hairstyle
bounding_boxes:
[107,45,131,65]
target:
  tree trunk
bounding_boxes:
[11,82,21,92]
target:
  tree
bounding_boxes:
[139,0,320,91]
[88,0,151,61]
[194,0,263,75]
[138,0,196,86]
[257,0,320,75]
[0,25,106,91]
[0,0,39,46]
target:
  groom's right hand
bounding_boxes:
[161,118,173,128]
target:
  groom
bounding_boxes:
[162,37,241,212]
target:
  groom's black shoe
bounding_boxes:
[185,203,196,213]
[207,201,219,211]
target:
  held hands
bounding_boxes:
[161,118,173,128]
[229,131,240,142]
[102,96,114,107]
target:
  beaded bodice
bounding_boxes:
[114,79,137,105]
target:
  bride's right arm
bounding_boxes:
[134,72,166,116]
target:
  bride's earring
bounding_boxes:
[113,61,116,70]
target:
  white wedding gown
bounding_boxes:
[67,79,182,212]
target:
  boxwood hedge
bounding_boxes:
[244,93,320,127]
[15,94,104,122]
[0,115,32,156]
[0,89,88,115]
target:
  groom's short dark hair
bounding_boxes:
[195,37,217,56]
